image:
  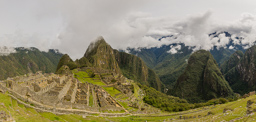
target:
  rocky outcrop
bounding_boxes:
[84,37,120,74]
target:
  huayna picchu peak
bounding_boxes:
[171,50,234,103]
[57,37,163,91]
[84,37,121,74]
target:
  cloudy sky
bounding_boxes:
[1,0,256,59]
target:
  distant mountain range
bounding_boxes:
[0,47,63,80]
[128,31,250,91]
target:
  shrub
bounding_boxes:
[90,73,95,78]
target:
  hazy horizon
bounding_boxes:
[1,0,256,59]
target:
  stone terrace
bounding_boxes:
[0,71,128,116]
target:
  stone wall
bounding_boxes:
[71,79,78,103]
[37,82,57,95]
[0,73,129,117]
[100,105,123,111]
[58,78,72,100]
[0,82,7,93]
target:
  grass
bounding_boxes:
[102,87,121,97]
[39,112,66,121]
[101,110,126,113]
[74,71,106,86]
[133,83,140,99]
[3,91,256,121]
[89,92,93,107]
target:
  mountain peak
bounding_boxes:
[85,36,107,56]
[171,50,233,102]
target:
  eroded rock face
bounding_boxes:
[171,50,233,103]
[223,46,256,94]
[237,47,256,86]
[84,38,121,74]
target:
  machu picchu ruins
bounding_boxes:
[0,67,150,117]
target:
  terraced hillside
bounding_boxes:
[0,66,167,121]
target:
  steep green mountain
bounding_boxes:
[171,50,234,103]
[129,44,192,89]
[114,51,162,90]
[220,50,243,75]
[84,37,120,73]
[210,47,237,66]
[129,32,246,90]
[0,47,63,80]
[56,37,163,91]
[223,46,256,94]
[219,51,244,92]
[129,45,238,90]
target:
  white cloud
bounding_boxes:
[167,45,182,54]
[229,45,234,49]
[1,1,256,59]
[0,46,16,56]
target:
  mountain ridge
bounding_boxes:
[0,47,63,80]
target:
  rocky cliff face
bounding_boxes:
[237,46,256,86]
[224,46,256,94]
[84,37,120,74]
[114,50,162,91]
[171,50,233,103]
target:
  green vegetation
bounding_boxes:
[171,50,234,103]
[56,54,77,73]
[141,83,237,114]
[222,46,256,94]
[1,89,256,121]
[102,87,121,96]
[114,50,163,91]
[0,47,62,80]
[220,50,243,75]
[128,44,193,89]
[89,92,93,107]
[73,71,106,86]
[141,85,192,112]
[57,37,163,91]
[129,42,240,91]
[84,38,120,73]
